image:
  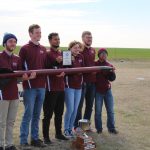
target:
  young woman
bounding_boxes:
[64,41,84,137]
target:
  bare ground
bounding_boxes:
[13,61,150,150]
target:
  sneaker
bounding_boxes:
[55,134,69,140]
[97,130,102,134]
[64,130,72,138]
[43,138,53,145]
[5,145,18,150]
[0,147,3,150]
[108,129,119,134]
[31,139,46,148]
[20,143,31,150]
[69,130,75,137]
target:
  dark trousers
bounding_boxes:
[42,91,65,139]
[74,82,96,128]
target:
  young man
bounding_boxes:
[19,24,47,149]
[74,31,96,129]
[95,48,118,134]
[42,33,68,144]
[0,33,33,150]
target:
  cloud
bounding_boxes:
[0,0,90,19]
[0,0,150,48]
[0,0,98,11]
[33,0,98,4]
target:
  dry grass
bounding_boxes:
[13,61,150,150]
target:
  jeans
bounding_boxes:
[74,82,95,128]
[64,88,81,130]
[42,91,64,139]
[20,88,45,144]
[95,89,115,131]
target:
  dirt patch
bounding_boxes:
[13,61,150,150]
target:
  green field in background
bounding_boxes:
[0,46,150,60]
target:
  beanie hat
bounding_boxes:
[2,33,17,47]
[98,48,108,57]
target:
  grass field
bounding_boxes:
[0,45,150,150]
[0,45,150,60]
[13,61,150,150]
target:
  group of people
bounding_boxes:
[0,24,118,150]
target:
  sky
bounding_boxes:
[0,0,150,48]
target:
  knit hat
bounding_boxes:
[98,48,108,57]
[2,33,17,46]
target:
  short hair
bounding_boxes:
[48,33,59,40]
[68,40,83,50]
[82,31,92,38]
[28,24,40,33]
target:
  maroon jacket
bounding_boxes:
[81,46,96,83]
[0,51,22,100]
[46,48,65,91]
[95,60,115,94]
[65,54,84,89]
[19,41,47,89]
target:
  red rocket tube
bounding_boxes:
[0,66,112,79]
